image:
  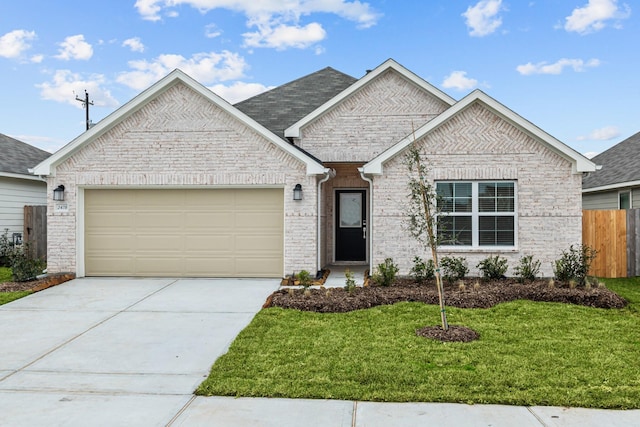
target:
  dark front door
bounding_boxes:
[335,190,366,261]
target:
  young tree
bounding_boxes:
[405,143,449,330]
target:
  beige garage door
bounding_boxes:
[84,189,284,277]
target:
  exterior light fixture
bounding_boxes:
[53,185,65,201]
[293,184,303,201]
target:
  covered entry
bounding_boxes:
[84,188,284,277]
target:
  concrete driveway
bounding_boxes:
[0,277,280,426]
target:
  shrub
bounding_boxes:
[552,244,597,286]
[0,229,13,267]
[440,256,468,282]
[410,256,435,283]
[372,258,399,286]
[9,244,45,282]
[297,270,312,289]
[344,269,356,293]
[477,256,509,280]
[514,255,541,282]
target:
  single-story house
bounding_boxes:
[32,59,595,278]
[583,131,640,210]
[0,133,50,243]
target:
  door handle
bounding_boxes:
[363,226,367,239]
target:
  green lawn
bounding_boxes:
[197,278,640,409]
[0,267,32,305]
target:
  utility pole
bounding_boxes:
[75,90,94,130]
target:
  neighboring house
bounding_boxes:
[582,131,640,210]
[32,59,595,278]
[0,133,50,242]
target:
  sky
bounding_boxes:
[1,0,638,158]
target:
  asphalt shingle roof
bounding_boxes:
[583,131,640,189]
[234,67,357,140]
[0,133,51,176]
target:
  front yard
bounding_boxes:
[0,267,32,305]
[197,277,640,409]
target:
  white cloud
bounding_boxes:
[205,23,222,38]
[442,71,478,90]
[11,134,65,153]
[209,81,274,103]
[583,151,599,159]
[243,22,326,50]
[134,0,380,50]
[55,34,93,60]
[564,0,631,34]
[117,50,248,90]
[123,37,145,52]
[462,0,504,37]
[0,29,36,58]
[516,58,600,75]
[36,70,119,108]
[577,126,620,141]
[30,54,44,63]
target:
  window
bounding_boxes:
[619,191,631,210]
[436,181,516,248]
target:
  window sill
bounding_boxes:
[438,246,519,253]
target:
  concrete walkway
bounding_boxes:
[1,277,638,426]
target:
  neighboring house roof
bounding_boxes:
[0,133,50,181]
[285,58,457,139]
[582,131,640,192]
[234,67,357,140]
[362,89,596,175]
[31,69,328,177]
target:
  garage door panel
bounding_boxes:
[85,189,284,277]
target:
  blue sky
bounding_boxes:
[1,0,637,158]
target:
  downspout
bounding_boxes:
[358,167,373,274]
[317,168,336,273]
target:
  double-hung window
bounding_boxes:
[436,181,516,248]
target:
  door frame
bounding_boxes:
[333,188,369,263]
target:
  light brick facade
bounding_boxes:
[40,61,591,279]
[372,102,583,277]
[47,82,318,275]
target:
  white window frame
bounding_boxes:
[618,190,631,210]
[436,181,518,251]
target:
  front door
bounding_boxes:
[335,190,366,261]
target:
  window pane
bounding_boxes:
[479,216,514,246]
[437,216,472,246]
[455,183,472,198]
[496,183,514,197]
[454,198,472,212]
[439,198,453,212]
[436,183,453,198]
[478,198,495,212]
[620,192,630,209]
[479,183,495,197]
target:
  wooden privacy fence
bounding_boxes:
[24,205,47,261]
[582,209,640,278]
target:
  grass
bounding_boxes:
[0,266,32,305]
[197,277,640,409]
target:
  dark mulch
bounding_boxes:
[268,278,627,342]
[0,273,76,293]
[416,325,480,342]
[269,278,627,313]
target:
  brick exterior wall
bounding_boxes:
[372,102,583,277]
[47,82,318,276]
[298,69,450,162]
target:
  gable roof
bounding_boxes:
[235,67,356,140]
[582,131,640,191]
[0,133,50,180]
[31,69,328,177]
[284,58,456,138]
[362,89,596,175]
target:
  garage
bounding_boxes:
[84,188,284,277]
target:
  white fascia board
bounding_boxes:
[284,58,456,139]
[31,69,326,177]
[582,180,640,193]
[0,171,46,181]
[362,90,597,175]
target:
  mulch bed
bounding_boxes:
[266,278,628,342]
[0,272,76,293]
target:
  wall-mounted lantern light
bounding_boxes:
[53,185,65,201]
[293,184,303,201]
